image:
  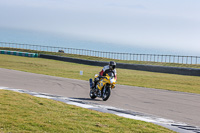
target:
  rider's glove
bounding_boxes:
[111,84,116,89]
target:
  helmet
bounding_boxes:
[109,61,116,70]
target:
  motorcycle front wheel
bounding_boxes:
[102,86,111,101]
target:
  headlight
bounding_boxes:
[110,78,115,84]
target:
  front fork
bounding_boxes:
[103,84,110,92]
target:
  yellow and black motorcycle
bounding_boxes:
[89,72,116,101]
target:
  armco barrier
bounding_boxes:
[0,50,38,57]
[39,54,200,76]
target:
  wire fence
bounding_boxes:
[0,42,200,64]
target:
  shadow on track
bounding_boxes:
[69,97,102,101]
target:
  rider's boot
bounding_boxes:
[92,77,99,89]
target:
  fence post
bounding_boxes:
[142,54,144,61]
[177,56,179,64]
[156,55,158,62]
[149,54,151,62]
[124,53,126,60]
[186,56,188,64]
[160,55,162,62]
[196,57,198,64]
[182,57,184,64]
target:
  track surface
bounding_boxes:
[1,68,200,127]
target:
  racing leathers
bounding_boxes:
[99,65,117,80]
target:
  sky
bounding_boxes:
[0,0,200,55]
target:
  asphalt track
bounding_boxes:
[1,68,200,128]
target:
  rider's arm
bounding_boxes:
[99,65,108,76]
[99,69,104,76]
[115,74,117,80]
[114,69,117,80]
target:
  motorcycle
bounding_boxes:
[89,72,116,101]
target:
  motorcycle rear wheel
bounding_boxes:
[90,89,97,99]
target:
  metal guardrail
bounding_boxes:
[0,42,200,64]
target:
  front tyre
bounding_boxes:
[90,89,96,99]
[102,86,111,101]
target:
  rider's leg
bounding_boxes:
[93,76,100,88]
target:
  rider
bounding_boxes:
[93,61,117,89]
[99,61,117,79]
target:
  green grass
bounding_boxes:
[0,90,175,133]
[0,54,200,94]
[1,47,200,68]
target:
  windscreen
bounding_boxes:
[108,72,114,77]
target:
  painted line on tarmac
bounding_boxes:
[1,86,200,133]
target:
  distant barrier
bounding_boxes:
[0,42,200,64]
[40,54,200,76]
[0,50,38,57]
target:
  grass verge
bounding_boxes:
[0,90,175,133]
[0,54,200,94]
[1,47,200,68]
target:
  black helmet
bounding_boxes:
[109,61,116,70]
